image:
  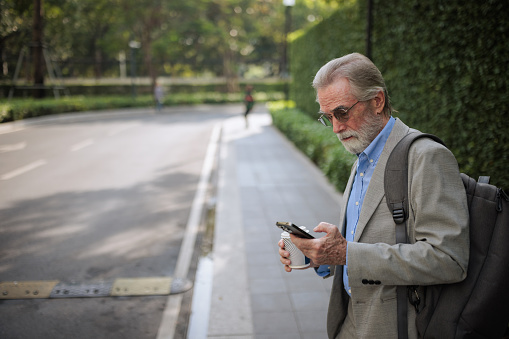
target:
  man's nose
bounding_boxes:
[332,118,346,134]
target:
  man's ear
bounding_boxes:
[373,90,385,114]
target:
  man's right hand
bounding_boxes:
[278,239,318,272]
[278,239,293,272]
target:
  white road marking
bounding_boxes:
[1,159,47,180]
[70,139,94,152]
[156,123,222,339]
[0,142,27,153]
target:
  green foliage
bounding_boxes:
[290,0,366,116]
[290,0,509,189]
[372,0,509,189]
[0,91,284,123]
[1,0,339,81]
[1,81,285,97]
[268,101,356,192]
[0,96,150,122]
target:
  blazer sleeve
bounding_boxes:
[347,139,469,287]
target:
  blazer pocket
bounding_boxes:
[380,286,397,303]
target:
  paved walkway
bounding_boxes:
[208,106,344,339]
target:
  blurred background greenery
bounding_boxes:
[2,0,508,189]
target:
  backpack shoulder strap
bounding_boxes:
[384,131,445,339]
[384,132,445,238]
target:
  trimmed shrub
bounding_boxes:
[0,92,284,123]
[268,101,356,192]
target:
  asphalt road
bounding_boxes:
[0,104,241,339]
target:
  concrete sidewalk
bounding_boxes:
[208,107,344,339]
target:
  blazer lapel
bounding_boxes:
[353,119,410,242]
[340,161,357,236]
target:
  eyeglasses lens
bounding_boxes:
[318,115,333,127]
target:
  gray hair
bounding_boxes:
[312,53,393,117]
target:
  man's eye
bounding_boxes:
[333,109,347,116]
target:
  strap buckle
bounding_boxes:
[392,208,405,224]
[408,286,420,313]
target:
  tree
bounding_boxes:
[119,0,201,90]
[0,0,32,81]
[32,0,44,98]
[2,0,339,89]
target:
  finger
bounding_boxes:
[279,247,289,258]
[278,239,285,249]
[285,265,292,273]
[314,222,336,233]
[289,233,304,245]
[280,255,291,266]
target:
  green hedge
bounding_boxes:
[290,1,366,116]
[268,101,356,192]
[373,0,509,190]
[0,91,284,123]
[289,0,509,189]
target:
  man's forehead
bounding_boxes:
[317,78,352,108]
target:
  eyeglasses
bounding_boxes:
[317,101,360,127]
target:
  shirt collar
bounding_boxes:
[358,117,396,161]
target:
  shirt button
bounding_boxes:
[351,231,354,235]
[370,159,374,163]
[360,173,364,177]
[355,201,359,206]
[349,289,352,294]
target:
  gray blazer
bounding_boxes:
[327,119,470,339]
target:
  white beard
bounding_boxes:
[336,112,385,155]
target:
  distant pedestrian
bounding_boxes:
[243,85,254,128]
[154,82,164,111]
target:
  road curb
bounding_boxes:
[156,122,222,339]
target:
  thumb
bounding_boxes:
[313,222,336,234]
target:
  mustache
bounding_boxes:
[337,131,358,141]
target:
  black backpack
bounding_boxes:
[384,132,509,339]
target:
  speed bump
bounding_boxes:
[0,280,59,299]
[0,277,192,300]
[111,277,172,296]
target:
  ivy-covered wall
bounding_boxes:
[290,0,509,189]
[290,1,366,116]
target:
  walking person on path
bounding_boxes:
[154,82,164,111]
[243,85,254,128]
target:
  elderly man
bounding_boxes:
[278,53,469,338]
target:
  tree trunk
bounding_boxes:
[33,0,45,98]
[223,48,238,93]
[94,48,103,79]
[141,30,156,92]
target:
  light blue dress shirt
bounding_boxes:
[342,116,395,295]
[314,118,396,286]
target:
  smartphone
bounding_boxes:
[276,221,315,239]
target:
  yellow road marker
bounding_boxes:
[0,280,59,299]
[111,277,173,296]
